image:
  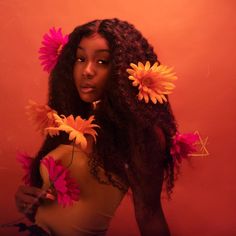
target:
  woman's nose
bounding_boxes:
[82,62,95,77]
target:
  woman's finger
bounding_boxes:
[15,185,46,213]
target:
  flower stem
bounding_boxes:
[66,138,76,169]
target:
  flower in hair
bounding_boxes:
[38,27,68,73]
[41,156,80,207]
[25,100,57,135]
[17,152,33,186]
[170,133,199,163]
[45,114,99,150]
[127,61,177,104]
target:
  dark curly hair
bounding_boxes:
[30,18,178,196]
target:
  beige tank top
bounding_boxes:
[35,144,126,236]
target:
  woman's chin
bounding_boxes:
[79,94,98,103]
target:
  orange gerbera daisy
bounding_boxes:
[127,61,177,104]
[26,100,57,135]
[45,114,99,150]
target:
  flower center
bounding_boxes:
[142,75,153,87]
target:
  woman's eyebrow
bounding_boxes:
[77,46,110,54]
[95,49,110,53]
[77,46,84,51]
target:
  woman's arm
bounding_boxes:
[126,127,171,236]
[132,189,170,236]
[126,166,170,236]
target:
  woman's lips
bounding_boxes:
[80,86,95,93]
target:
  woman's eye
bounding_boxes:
[97,59,109,65]
[76,57,85,62]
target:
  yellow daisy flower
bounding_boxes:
[127,61,177,104]
[45,114,99,150]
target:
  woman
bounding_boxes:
[15,18,177,235]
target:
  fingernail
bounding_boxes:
[46,193,55,200]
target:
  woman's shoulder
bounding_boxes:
[43,144,73,162]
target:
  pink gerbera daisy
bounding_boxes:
[170,133,199,163]
[41,156,80,207]
[17,152,33,186]
[38,27,68,73]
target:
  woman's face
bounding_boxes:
[73,34,111,103]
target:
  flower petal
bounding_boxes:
[145,61,151,71]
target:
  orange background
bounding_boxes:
[0,0,235,235]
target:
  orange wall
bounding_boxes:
[0,1,235,235]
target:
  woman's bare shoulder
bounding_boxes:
[43,144,73,162]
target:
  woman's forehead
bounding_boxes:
[77,34,110,52]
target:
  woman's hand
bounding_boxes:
[15,185,46,221]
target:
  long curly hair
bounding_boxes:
[30,18,178,196]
